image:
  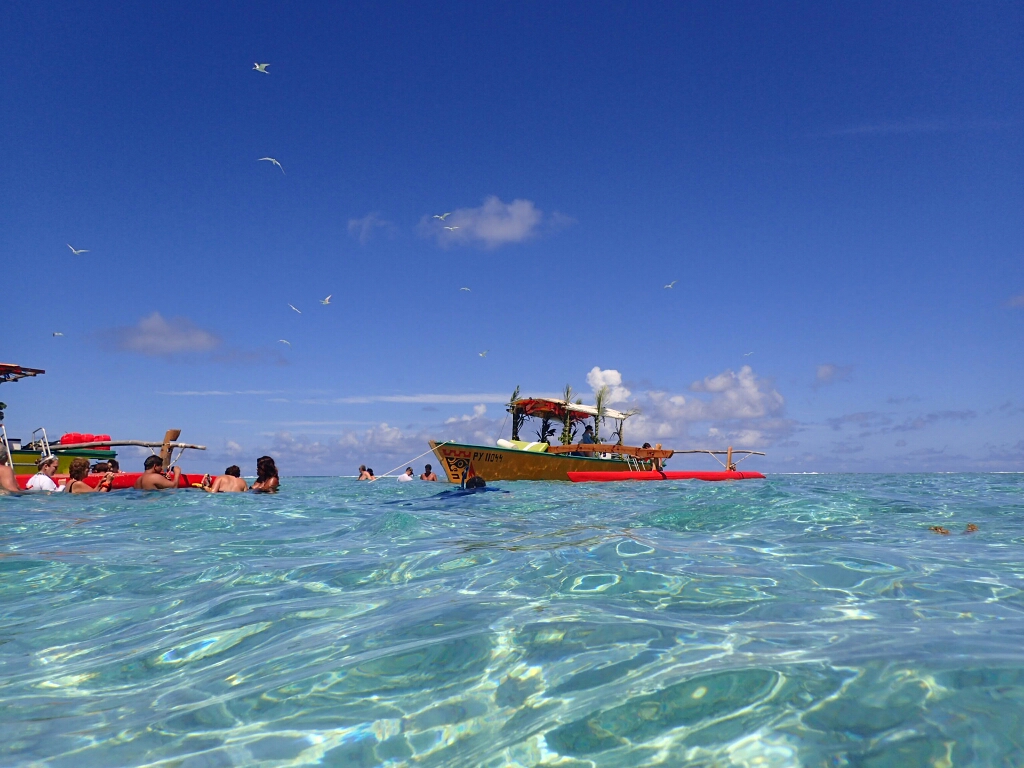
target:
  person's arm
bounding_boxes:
[208,477,225,493]
[0,466,19,493]
[150,467,182,489]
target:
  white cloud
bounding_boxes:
[418,196,544,248]
[445,404,487,424]
[586,367,631,403]
[158,390,278,396]
[110,312,220,357]
[686,365,785,420]
[347,212,390,244]
[815,363,853,388]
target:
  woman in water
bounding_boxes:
[65,458,113,493]
[252,455,280,492]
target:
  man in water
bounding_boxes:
[0,446,19,492]
[206,465,248,492]
[420,464,438,481]
[133,455,182,490]
[25,455,61,492]
[357,465,372,480]
[397,467,415,482]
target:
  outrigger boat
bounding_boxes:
[428,390,765,483]
[1,363,212,489]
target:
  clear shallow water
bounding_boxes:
[2,474,1024,767]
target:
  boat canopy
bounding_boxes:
[511,397,633,423]
[0,364,45,384]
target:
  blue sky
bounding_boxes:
[2,1,1021,474]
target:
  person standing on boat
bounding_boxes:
[580,425,597,445]
[133,455,182,490]
[0,446,19,492]
[420,464,437,481]
[25,455,61,492]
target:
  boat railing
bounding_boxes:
[544,443,674,459]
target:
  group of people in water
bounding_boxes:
[357,463,438,481]
[0,445,280,494]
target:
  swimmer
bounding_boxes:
[65,457,113,493]
[252,455,280,492]
[0,445,19,492]
[133,455,182,490]
[420,463,438,481]
[205,465,248,492]
[397,467,415,482]
[357,465,372,480]
[25,455,62,492]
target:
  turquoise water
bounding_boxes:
[2,474,1023,767]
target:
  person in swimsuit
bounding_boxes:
[133,455,182,490]
[206,465,248,492]
[252,455,280,492]
[25,455,62,492]
[65,457,113,493]
[0,445,19,493]
[420,464,438,481]
[357,465,372,480]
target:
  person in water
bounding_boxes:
[205,465,248,493]
[420,464,438,481]
[66,458,113,493]
[397,467,415,482]
[365,468,377,481]
[465,475,486,489]
[25,455,61,492]
[0,446,19,493]
[133,455,182,490]
[107,458,121,473]
[357,465,372,480]
[252,455,280,492]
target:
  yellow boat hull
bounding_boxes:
[429,441,641,482]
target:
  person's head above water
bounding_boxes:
[466,475,486,489]
[225,465,241,477]
[405,467,413,475]
[424,463,432,472]
[256,456,279,481]
[144,455,163,471]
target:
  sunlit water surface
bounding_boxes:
[2,474,1024,767]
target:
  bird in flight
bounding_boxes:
[479,350,488,357]
[253,63,270,73]
[258,157,285,174]
[459,287,471,292]
[278,339,291,345]
[433,212,452,220]
[664,280,677,289]
[67,244,88,256]
[320,295,331,305]
[444,226,459,231]
[744,351,754,356]
[288,304,301,314]
[52,332,64,337]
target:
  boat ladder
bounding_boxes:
[31,427,54,459]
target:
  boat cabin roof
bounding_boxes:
[0,364,45,384]
[512,397,632,422]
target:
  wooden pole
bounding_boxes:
[726,446,735,471]
[160,429,181,469]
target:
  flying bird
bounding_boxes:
[444,226,459,231]
[52,332,64,337]
[433,212,452,220]
[288,304,301,314]
[744,351,754,356]
[253,63,270,73]
[479,350,488,357]
[67,244,89,256]
[664,280,677,289]
[258,157,285,174]
[320,295,332,305]
[278,339,291,345]
[459,287,471,292]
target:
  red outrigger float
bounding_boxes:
[15,472,214,491]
